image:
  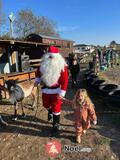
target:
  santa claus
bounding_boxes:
[35,46,68,136]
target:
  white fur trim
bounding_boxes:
[42,88,61,94]
[35,78,41,83]
[48,52,59,55]
[59,90,66,97]
[53,112,61,115]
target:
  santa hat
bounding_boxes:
[48,46,59,54]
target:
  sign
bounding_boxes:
[46,140,61,157]
[43,39,55,45]
[42,38,69,47]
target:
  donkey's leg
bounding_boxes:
[31,86,39,110]
[14,105,17,117]
[21,101,26,117]
[31,93,36,110]
[12,104,18,121]
[33,86,40,117]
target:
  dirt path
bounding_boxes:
[0,66,120,160]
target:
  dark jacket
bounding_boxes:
[70,60,80,77]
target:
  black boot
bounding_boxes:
[48,108,53,122]
[51,115,60,137]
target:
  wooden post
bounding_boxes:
[8,46,12,72]
[15,51,19,72]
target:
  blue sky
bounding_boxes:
[2,0,120,45]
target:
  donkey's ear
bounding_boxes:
[15,78,19,82]
[14,78,19,84]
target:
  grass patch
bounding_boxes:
[95,136,111,145]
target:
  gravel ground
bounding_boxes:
[0,65,120,160]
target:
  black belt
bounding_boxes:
[42,85,60,89]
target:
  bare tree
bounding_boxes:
[15,9,36,38]
[15,9,59,39]
[0,32,10,39]
[35,16,60,37]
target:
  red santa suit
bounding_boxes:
[35,46,68,116]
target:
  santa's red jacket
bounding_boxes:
[35,65,68,97]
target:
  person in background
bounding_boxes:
[69,54,80,87]
[62,88,97,143]
[35,46,68,136]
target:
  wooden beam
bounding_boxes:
[29,59,42,63]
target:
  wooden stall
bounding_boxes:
[0,70,36,85]
[0,70,36,99]
[0,35,74,74]
[0,35,74,94]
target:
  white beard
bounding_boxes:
[40,53,67,87]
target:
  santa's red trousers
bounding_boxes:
[42,93,62,114]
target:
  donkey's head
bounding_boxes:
[4,79,24,104]
[4,79,17,92]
